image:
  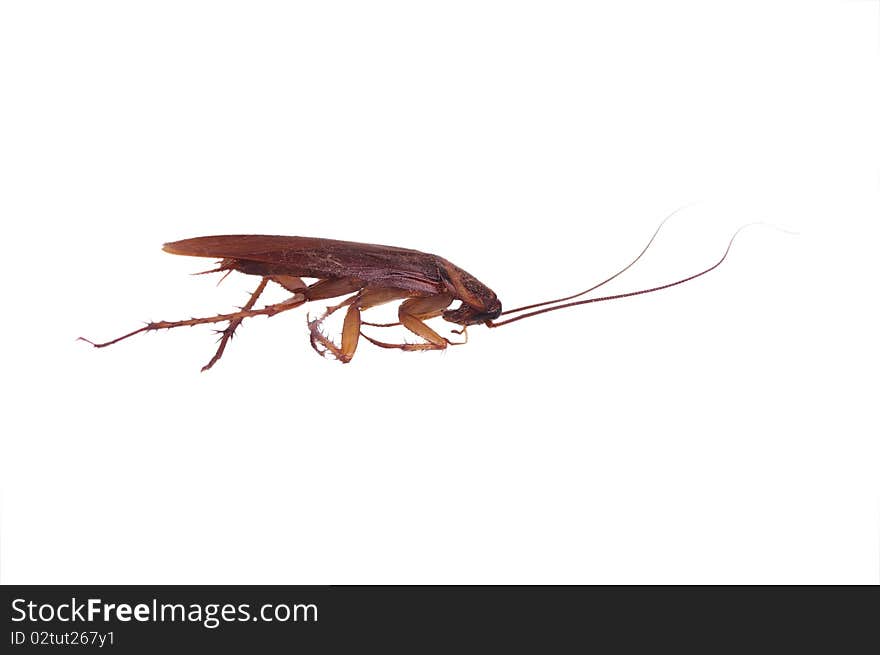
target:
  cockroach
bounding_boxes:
[80,218,759,370]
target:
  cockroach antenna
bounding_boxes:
[485,222,795,328]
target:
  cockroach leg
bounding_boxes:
[80,275,318,362]
[308,287,412,362]
[296,277,367,360]
[201,276,271,372]
[269,275,307,294]
[360,293,460,353]
[308,296,357,362]
[79,296,307,350]
[361,307,446,329]
[203,275,358,364]
[359,333,445,352]
[450,326,468,344]
[397,294,455,346]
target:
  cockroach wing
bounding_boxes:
[163,234,447,295]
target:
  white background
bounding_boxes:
[1,1,878,584]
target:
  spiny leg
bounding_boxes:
[309,287,411,363]
[189,277,361,367]
[308,296,357,361]
[209,276,311,366]
[202,277,271,372]
[301,278,370,360]
[79,290,310,356]
[360,294,461,353]
[79,275,367,369]
[81,275,325,350]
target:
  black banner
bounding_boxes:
[2,586,879,652]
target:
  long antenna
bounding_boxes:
[498,207,687,317]
[486,222,763,328]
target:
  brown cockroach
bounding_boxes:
[80,219,755,370]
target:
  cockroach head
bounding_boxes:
[443,299,502,326]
